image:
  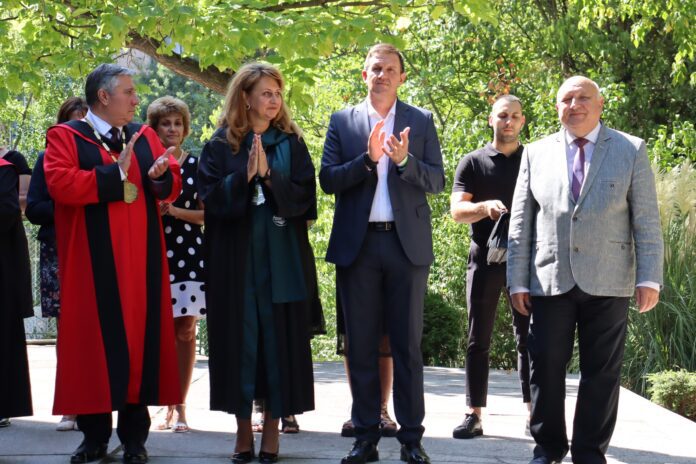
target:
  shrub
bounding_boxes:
[422,291,465,367]
[646,370,696,421]
[622,161,696,394]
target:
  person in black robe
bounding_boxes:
[26,96,88,432]
[198,62,323,464]
[0,151,34,427]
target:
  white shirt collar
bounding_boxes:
[366,99,397,120]
[564,122,601,146]
[85,109,121,136]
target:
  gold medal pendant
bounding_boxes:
[123,180,139,204]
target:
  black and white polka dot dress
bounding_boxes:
[162,154,206,318]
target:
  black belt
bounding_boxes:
[368,221,395,231]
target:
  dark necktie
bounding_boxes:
[571,137,589,201]
[107,127,123,152]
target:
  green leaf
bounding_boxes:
[431,5,446,20]
[294,58,319,68]
[4,73,22,93]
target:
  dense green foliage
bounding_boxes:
[3,2,694,396]
[623,162,696,395]
[647,370,696,421]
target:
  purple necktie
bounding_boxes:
[572,137,589,201]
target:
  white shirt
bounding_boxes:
[84,109,126,180]
[510,121,658,294]
[85,109,123,139]
[367,99,397,222]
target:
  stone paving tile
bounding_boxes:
[0,346,694,463]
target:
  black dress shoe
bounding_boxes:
[341,440,379,463]
[528,456,561,464]
[230,450,255,463]
[400,442,430,464]
[452,412,483,439]
[123,451,149,464]
[70,442,108,463]
[258,450,279,463]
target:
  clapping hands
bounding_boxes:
[367,120,410,165]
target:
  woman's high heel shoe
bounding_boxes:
[258,450,279,463]
[230,449,255,463]
[231,436,255,463]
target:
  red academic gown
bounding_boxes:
[44,120,182,414]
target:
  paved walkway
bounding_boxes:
[1,345,695,463]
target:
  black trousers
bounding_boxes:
[528,286,629,464]
[76,404,150,453]
[337,228,429,445]
[465,242,530,407]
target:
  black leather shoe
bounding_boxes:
[123,451,149,464]
[70,442,108,463]
[341,440,379,463]
[230,450,255,463]
[529,456,561,464]
[258,450,279,463]
[452,412,483,439]
[399,442,430,464]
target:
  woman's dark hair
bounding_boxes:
[56,97,88,124]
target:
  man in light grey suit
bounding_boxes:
[507,76,663,464]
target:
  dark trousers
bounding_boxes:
[528,286,629,464]
[337,228,429,445]
[76,404,150,453]
[465,243,530,407]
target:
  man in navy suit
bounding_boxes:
[320,43,445,464]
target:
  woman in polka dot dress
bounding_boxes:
[147,96,205,433]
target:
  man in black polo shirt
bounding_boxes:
[450,95,529,439]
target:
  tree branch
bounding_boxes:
[259,0,387,12]
[12,93,33,151]
[51,24,79,40]
[127,32,233,94]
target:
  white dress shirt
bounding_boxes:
[84,109,126,179]
[85,109,122,139]
[367,100,397,222]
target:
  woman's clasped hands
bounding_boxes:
[247,133,270,183]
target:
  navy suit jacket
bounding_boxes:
[320,99,445,267]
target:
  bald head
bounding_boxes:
[556,76,604,137]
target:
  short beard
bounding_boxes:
[495,133,518,144]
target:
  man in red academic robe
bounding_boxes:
[44,64,182,464]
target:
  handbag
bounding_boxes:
[486,211,510,264]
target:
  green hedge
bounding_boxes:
[647,370,696,421]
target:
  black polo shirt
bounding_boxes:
[452,142,523,247]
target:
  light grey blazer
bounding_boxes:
[507,125,663,297]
